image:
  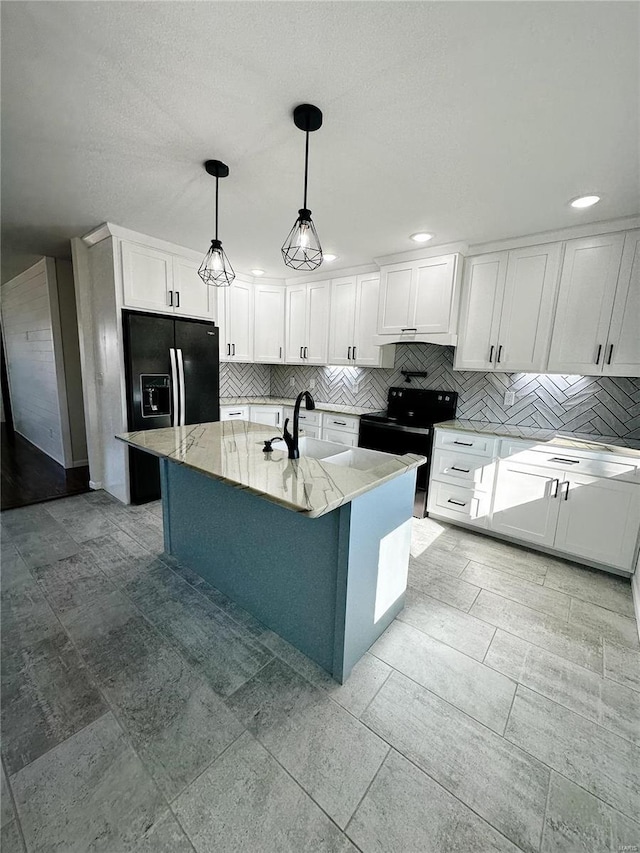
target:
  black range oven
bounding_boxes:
[358,387,458,517]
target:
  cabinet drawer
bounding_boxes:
[323,428,358,447]
[431,450,495,490]
[283,408,322,427]
[503,447,639,483]
[427,481,488,525]
[322,413,359,433]
[435,430,496,458]
[220,406,249,421]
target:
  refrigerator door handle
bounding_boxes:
[177,348,186,426]
[169,348,179,427]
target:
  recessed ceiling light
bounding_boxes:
[251,269,265,276]
[410,232,433,243]
[569,195,601,209]
[323,253,338,262]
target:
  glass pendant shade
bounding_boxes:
[281,208,323,271]
[198,238,235,287]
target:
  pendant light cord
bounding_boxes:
[303,129,309,210]
[215,176,219,241]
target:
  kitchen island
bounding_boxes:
[117,420,425,682]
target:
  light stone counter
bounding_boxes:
[435,419,640,459]
[117,420,424,518]
[220,397,378,417]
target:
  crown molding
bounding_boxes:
[374,241,469,266]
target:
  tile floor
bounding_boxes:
[1,491,639,852]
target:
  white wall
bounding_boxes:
[1,257,87,467]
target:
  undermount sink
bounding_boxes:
[322,447,393,470]
[271,437,347,459]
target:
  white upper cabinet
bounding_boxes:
[454,244,561,373]
[603,229,640,377]
[121,241,214,320]
[253,284,285,363]
[172,256,214,320]
[547,233,625,374]
[329,274,395,367]
[219,278,253,362]
[377,254,461,342]
[285,280,329,364]
[121,242,174,313]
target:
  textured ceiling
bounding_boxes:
[1,1,638,282]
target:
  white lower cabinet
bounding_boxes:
[429,429,640,574]
[249,405,283,429]
[220,406,249,421]
[323,428,358,447]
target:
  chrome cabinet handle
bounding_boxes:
[551,478,560,499]
[595,344,602,365]
[168,290,173,307]
[607,344,614,365]
[451,466,470,473]
[453,440,473,447]
[497,345,502,363]
[489,345,494,363]
[175,291,180,308]
[347,346,351,360]
[447,499,466,507]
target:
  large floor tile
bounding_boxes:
[142,594,272,697]
[347,748,521,853]
[462,561,571,620]
[407,560,481,611]
[604,641,640,693]
[323,652,392,717]
[255,685,388,828]
[32,551,116,615]
[11,713,192,853]
[409,545,470,577]
[0,820,25,853]
[44,503,118,543]
[371,620,515,733]
[569,598,639,649]
[102,645,244,800]
[123,560,205,611]
[398,588,496,661]
[174,732,356,853]
[544,560,634,617]
[486,630,640,746]
[60,590,165,680]
[505,686,640,822]
[541,772,640,853]
[0,504,62,540]
[452,531,549,584]
[13,527,80,569]
[107,511,165,553]
[258,629,335,689]
[362,671,549,853]
[470,589,604,673]
[84,531,162,584]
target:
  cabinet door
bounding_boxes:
[495,243,561,373]
[249,405,283,428]
[121,242,173,312]
[547,233,625,374]
[491,461,562,547]
[328,276,357,365]
[305,280,330,364]
[172,257,213,320]
[285,284,307,363]
[254,284,285,363]
[225,279,253,362]
[604,229,640,377]
[377,264,414,334]
[453,253,507,371]
[355,274,387,366]
[554,474,640,571]
[322,428,358,447]
[413,254,457,334]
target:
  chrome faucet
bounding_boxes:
[282,390,315,459]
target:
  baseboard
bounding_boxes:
[89,480,103,490]
[14,429,65,467]
[69,458,89,468]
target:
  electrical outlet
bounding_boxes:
[504,390,515,407]
[289,377,296,388]
[309,378,316,390]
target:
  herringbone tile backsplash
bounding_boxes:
[219,362,270,398]
[266,345,640,439]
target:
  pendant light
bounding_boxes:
[198,159,235,287]
[281,104,323,271]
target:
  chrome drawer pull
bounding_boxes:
[549,457,580,464]
[447,499,466,507]
[453,440,473,447]
[451,466,470,473]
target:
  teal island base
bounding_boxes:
[159,459,417,683]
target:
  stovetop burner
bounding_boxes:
[361,388,458,430]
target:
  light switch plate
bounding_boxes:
[309,378,316,390]
[504,390,515,406]
[289,377,296,388]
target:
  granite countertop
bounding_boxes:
[219,397,378,417]
[117,421,425,518]
[434,419,640,459]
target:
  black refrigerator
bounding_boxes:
[123,310,220,503]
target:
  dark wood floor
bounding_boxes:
[1,424,90,511]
